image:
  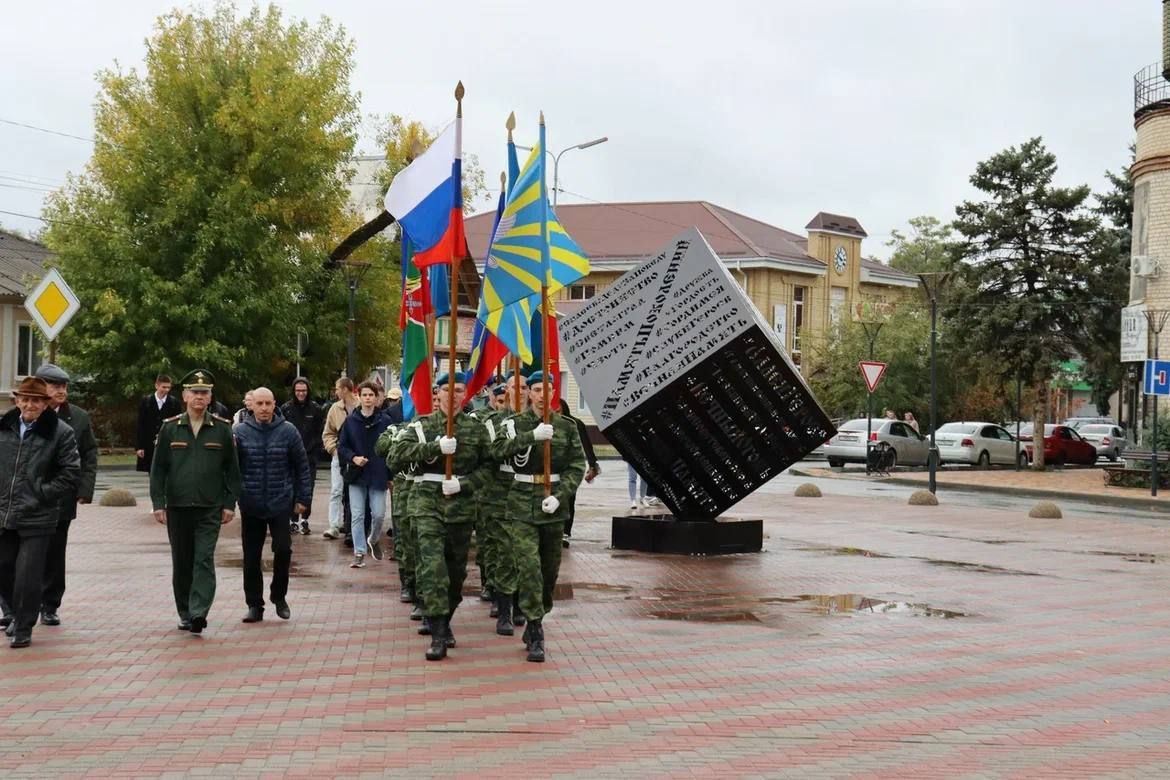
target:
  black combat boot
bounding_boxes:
[399,585,414,603]
[495,593,514,636]
[444,614,456,648]
[425,616,448,661]
[522,619,534,649]
[410,603,423,621]
[526,619,545,662]
[417,616,432,635]
[512,593,527,626]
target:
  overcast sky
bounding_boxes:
[0,0,1159,258]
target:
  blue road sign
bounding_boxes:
[1144,359,1170,396]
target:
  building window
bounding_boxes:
[568,284,595,300]
[16,323,41,378]
[830,287,847,332]
[792,286,806,365]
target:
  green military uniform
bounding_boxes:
[149,370,242,632]
[388,393,494,659]
[490,376,585,661]
[468,408,497,601]
[378,423,417,601]
[478,403,522,632]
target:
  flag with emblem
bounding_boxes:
[464,185,514,398]
[398,237,433,419]
[482,121,590,315]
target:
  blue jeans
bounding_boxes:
[627,463,647,502]
[347,485,386,554]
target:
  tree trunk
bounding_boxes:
[1032,369,1048,470]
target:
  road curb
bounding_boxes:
[788,467,1170,511]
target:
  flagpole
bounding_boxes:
[446,81,464,481]
[538,113,552,497]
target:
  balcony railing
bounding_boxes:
[1135,61,1170,118]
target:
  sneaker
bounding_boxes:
[562,534,571,549]
[644,497,661,507]
[629,501,637,509]
[290,520,299,534]
[350,554,365,569]
[299,520,310,536]
[369,537,384,561]
[323,527,341,539]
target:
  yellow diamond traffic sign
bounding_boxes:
[24,269,81,342]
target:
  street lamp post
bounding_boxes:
[917,272,950,494]
[342,260,370,380]
[552,137,607,207]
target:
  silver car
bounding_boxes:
[935,421,1027,468]
[1076,424,1125,462]
[819,418,930,468]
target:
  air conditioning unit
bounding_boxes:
[1134,255,1160,278]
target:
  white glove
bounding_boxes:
[541,495,560,514]
[442,478,461,496]
[439,436,457,455]
[532,423,554,442]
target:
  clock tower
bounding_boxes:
[805,212,867,330]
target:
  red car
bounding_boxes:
[1018,424,1098,465]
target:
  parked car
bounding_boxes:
[1076,424,1126,462]
[817,418,930,468]
[1018,424,1098,465]
[1064,416,1120,432]
[935,422,1028,468]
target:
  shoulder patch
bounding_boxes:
[211,414,231,424]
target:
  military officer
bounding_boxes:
[389,372,494,661]
[150,370,242,634]
[490,371,586,662]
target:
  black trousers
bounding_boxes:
[41,512,74,611]
[0,529,52,631]
[241,513,292,609]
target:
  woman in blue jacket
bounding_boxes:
[338,381,393,568]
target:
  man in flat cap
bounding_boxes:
[34,363,98,627]
[0,377,80,648]
[150,370,241,634]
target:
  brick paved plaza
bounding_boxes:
[3,466,1170,778]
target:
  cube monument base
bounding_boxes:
[611,514,763,555]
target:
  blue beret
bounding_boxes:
[492,386,506,397]
[435,371,467,387]
[526,371,547,387]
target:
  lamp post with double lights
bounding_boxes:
[518,136,609,207]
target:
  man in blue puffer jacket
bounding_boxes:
[233,387,312,623]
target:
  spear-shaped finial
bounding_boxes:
[455,81,465,117]
[500,171,506,189]
[539,110,545,126]
[506,111,516,141]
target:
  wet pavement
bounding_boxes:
[3,465,1170,776]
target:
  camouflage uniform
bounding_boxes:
[377,424,416,598]
[388,410,494,625]
[478,406,523,631]
[491,409,586,624]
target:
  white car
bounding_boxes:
[1076,424,1125,462]
[935,422,1028,468]
[818,418,930,468]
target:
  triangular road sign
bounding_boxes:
[859,361,887,393]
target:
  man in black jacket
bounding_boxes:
[34,363,98,627]
[136,373,181,472]
[234,387,312,623]
[0,377,81,648]
[281,377,323,536]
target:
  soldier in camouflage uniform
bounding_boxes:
[476,381,524,635]
[376,422,416,604]
[490,371,586,662]
[388,372,494,661]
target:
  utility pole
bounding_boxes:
[1143,309,1170,496]
[917,273,951,494]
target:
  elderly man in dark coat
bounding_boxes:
[35,363,98,627]
[0,377,81,648]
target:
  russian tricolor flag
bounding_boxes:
[383,120,464,268]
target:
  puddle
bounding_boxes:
[914,558,1040,576]
[794,593,967,618]
[649,609,760,623]
[902,531,1022,545]
[637,590,967,623]
[795,545,893,558]
[1083,551,1159,563]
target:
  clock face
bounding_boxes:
[834,246,848,274]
